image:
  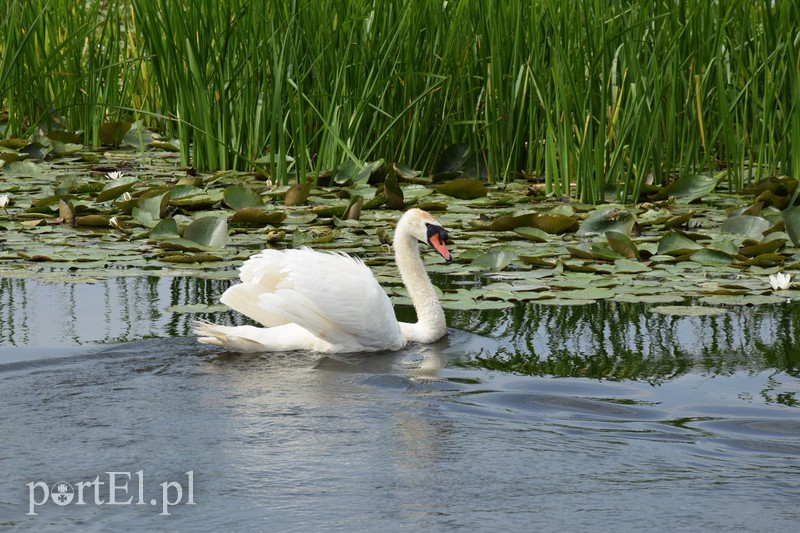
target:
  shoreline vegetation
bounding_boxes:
[1,1,797,203]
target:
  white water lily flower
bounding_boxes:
[0,194,8,208]
[265,179,273,191]
[768,272,792,291]
[106,171,124,180]
[121,192,132,201]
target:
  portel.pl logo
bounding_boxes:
[27,471,194,516]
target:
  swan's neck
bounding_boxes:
[394,231,446,343]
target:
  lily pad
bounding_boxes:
[436,178,488,200]
[149,218,180,240]
[650,305,728,316]
[514,227,549,242]
[699,294,786,306]
[531,214,578,234]
[383,174,404,210]
[782,206,800,247]
[689,248,734,266]
[659,173,719,202]
[223,185,263,210]
[606,231,639,259]
[230,208,286,226]
[657,231,703,256]
[99,121,132,146]
[576,208,635,237]
[720,215,770,239]
[490,213,537,231]
[96,175,138,203]
[470,250,515,271]
[284,183,311,206]
[183,216,228,248]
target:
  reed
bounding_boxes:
[0,0,797,202]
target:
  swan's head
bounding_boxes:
[399,208,452,262]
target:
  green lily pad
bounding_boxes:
[531,214,578,234]
[649,305,728,316]
[75,215,110,227]
[606,231,639,259]
[490,213,537,231]
[183,216,228,248]
[230,208,286,226]
[782,206,800,247]
[471,250,515,271]
[383,174,404,210]
[657,231,703,256]
[95,175,138,203]
[738,239,786,257]
[436,178,488,200]
[614,259,650,273]
[576,208,635,237]
[223,185,263,210]
[149,218,180,240]
[720,215,770,238]
[659,173,719,202]
[514,227,549,242]
[284,183,311,206]
[689,248,734,266]
[99,121,132,146]
[699,294,787,306]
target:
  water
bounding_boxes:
[1,277,799,532]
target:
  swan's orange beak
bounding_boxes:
[427,228,452,262]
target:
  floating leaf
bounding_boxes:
[689,248,734,266]
[183,216,228,248]
[657,231,703,256]
[738,239,786,258]
[663,211,695,228]
[383,174,404,210]
[658,173,719,202]
[230,208,286,226]
[699,294,786,306]
[223,185,263,210]
[720,215,770,239]
[606,231,639,259]
[160,252,223,263]
[514,227,549,242]
[471,250,515,271]
[490,213,537,231]
[95,175,138,202]
[782,206,800,247]
[393,163,422,180]
[75,215,109,227]
[576,208,635,236]
[284,183,311,206]
[650,305,728,316]
[58,200,75,227]
[99,121,132,146]
[531,214,578,234]
[133,190,171,226]
[613,259,650,273]
[436,178,487,199]
[149,218,180,240]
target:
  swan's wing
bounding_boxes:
[221,248,403,351]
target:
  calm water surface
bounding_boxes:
[1,277,799,532]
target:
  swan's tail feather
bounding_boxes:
[193,320,267,352]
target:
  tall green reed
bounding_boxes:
[1,0,797,203]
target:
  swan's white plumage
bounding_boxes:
[195,208,449,353]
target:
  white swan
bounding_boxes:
[194,208,452,353]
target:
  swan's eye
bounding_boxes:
[425,223,449,243]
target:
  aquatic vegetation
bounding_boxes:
[0,0,797,201]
